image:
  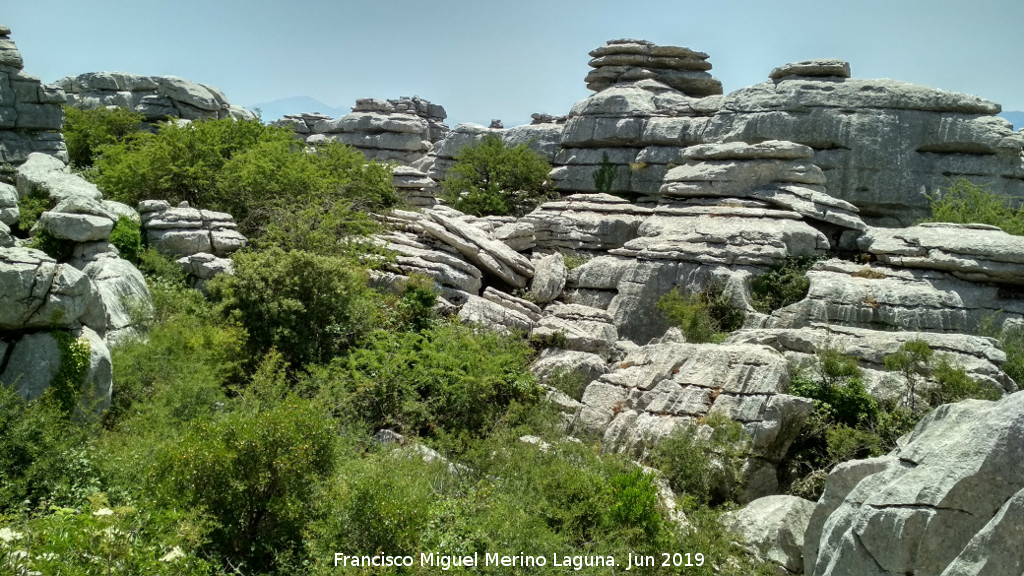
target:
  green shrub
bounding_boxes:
[27,228,75,262]
[441,133,551,216]
[0,495,214,576]
[207,248,383,369]
[51,331,92,416]
[13,191,53,236]
[750,256,818,313]
[926,177,1024,235]
[658,283,745,344]
[983,321,1024,385]
[63,105,144,168]
[108,215,143,264]
[651,413,749,505]
[149,368,337,573]
[884,339,933,411]
[308,322,540,437]
[789,348,878,427]
[89,118,397,237]
[0,387,99,512]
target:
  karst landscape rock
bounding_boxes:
[2,24,1024,575]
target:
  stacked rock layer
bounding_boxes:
[0,26,67,166]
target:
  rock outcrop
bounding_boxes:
[585,39,722,97]
[281,96,448,165]
[0,26,67,166]
[804,391,1024,576]
[56,72,255,123]
[722,495,817,574]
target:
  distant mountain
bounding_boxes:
[247,96,349,122]
[999,111,1024,130]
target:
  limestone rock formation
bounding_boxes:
[804,391,1024,576]
[722,495,816,574]
[56,72,255,122]
[0,26,67,166]
[586,39,722,97]
[567,338,814,500]
[391,165,438,207]
[769,59,851,81]
[139,200,247,258]
[703,70,1024,225]
[281,96,448,166]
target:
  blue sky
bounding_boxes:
[5,0,1024,126]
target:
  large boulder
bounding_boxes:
[804,391,1024,576]
[722,495,817,574]
[0,247,103,331]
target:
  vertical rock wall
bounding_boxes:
[0,25,67,169]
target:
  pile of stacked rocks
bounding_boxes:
[585,38,723,97]
[0,25,67,166]
[391,165,438,207]
[284,97,448,165]
[1,153,155,412]
[138,200,247,290]
[56,72,255,123]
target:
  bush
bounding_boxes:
[108,215,142,264]
[750,256,818,313]
[651,413,750,505]
[63,105,144,168]
[592,151,617,194]
[308,322,540,437]
[926,177,1024,235]
[789,348,878,427]
[0,387,99,512]
[149,365,337,573]
[89,118,397,236]
[207,248,383,369]
[13,191,53,236]
[657,283,745,343]
[441,133,551,216]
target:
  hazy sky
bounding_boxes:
[5,0,1024,126]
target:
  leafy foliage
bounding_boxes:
[89,118,397,236]
[750,256,818,314]
[51,332,92,416]
[207,248,382,369]
[27,228,76,262]
[63,105,144,168]
[790,348,878,427]
[108,215,143,264]
[651,413,750,506]
[657,283,745,343]
[925,177,1024,235]
[13,191,53,236]
[441,133,551,216]
[307,322,540,437]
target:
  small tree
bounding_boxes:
[441,134,551,216]
[884,339,933,411]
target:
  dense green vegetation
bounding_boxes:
[441,133,551,216]
[750,256,818,314]
[85,117,397,237]
[926,177,1024,235]
[62,105,145,168]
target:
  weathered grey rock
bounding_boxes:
[83,257,152,345]
[458,294,535,334]
[502,122,564,161]
[420,211,534,288]
[140,201,247,258]
[858,223,1024,286]
[0,221,12,248]
[766,259,1024,339]
[33,212,113,242]
[805,392,1024,576]
[57,72,254,122]
[569,338,813,501]
[704,77,1023,225]
[531,349,609,391]
[175,252,233,279]
[0,183,18,226]
[586,39,722,97]
[531,252,567,303]
[532,303,619,361]
[0,325,112,413]
[0,27,67,166]
[722,495,816,573]
[378,229,483,295]
[0,247,102,330]
[770,59,852,81]
[525,193,652,251]
[15,153,103,201]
